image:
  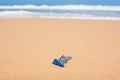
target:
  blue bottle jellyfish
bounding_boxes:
[53,55,72,67]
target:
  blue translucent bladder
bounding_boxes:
[53,55,72,67]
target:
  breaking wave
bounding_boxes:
[0,5,120,11]
[0,5,120,20]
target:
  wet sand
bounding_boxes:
[0,18,120,80]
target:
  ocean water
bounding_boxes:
[0,5,120,20]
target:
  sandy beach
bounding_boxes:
[0,18,120,80]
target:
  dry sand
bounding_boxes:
[0,18,120,80]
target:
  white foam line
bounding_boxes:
[0,5,120,11]
[0,10,120,20]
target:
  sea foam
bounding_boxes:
[0,5,120,20]
[0,5,120,11]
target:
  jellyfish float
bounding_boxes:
[53,55,72,67]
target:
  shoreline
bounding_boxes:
[0,17,120,21]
